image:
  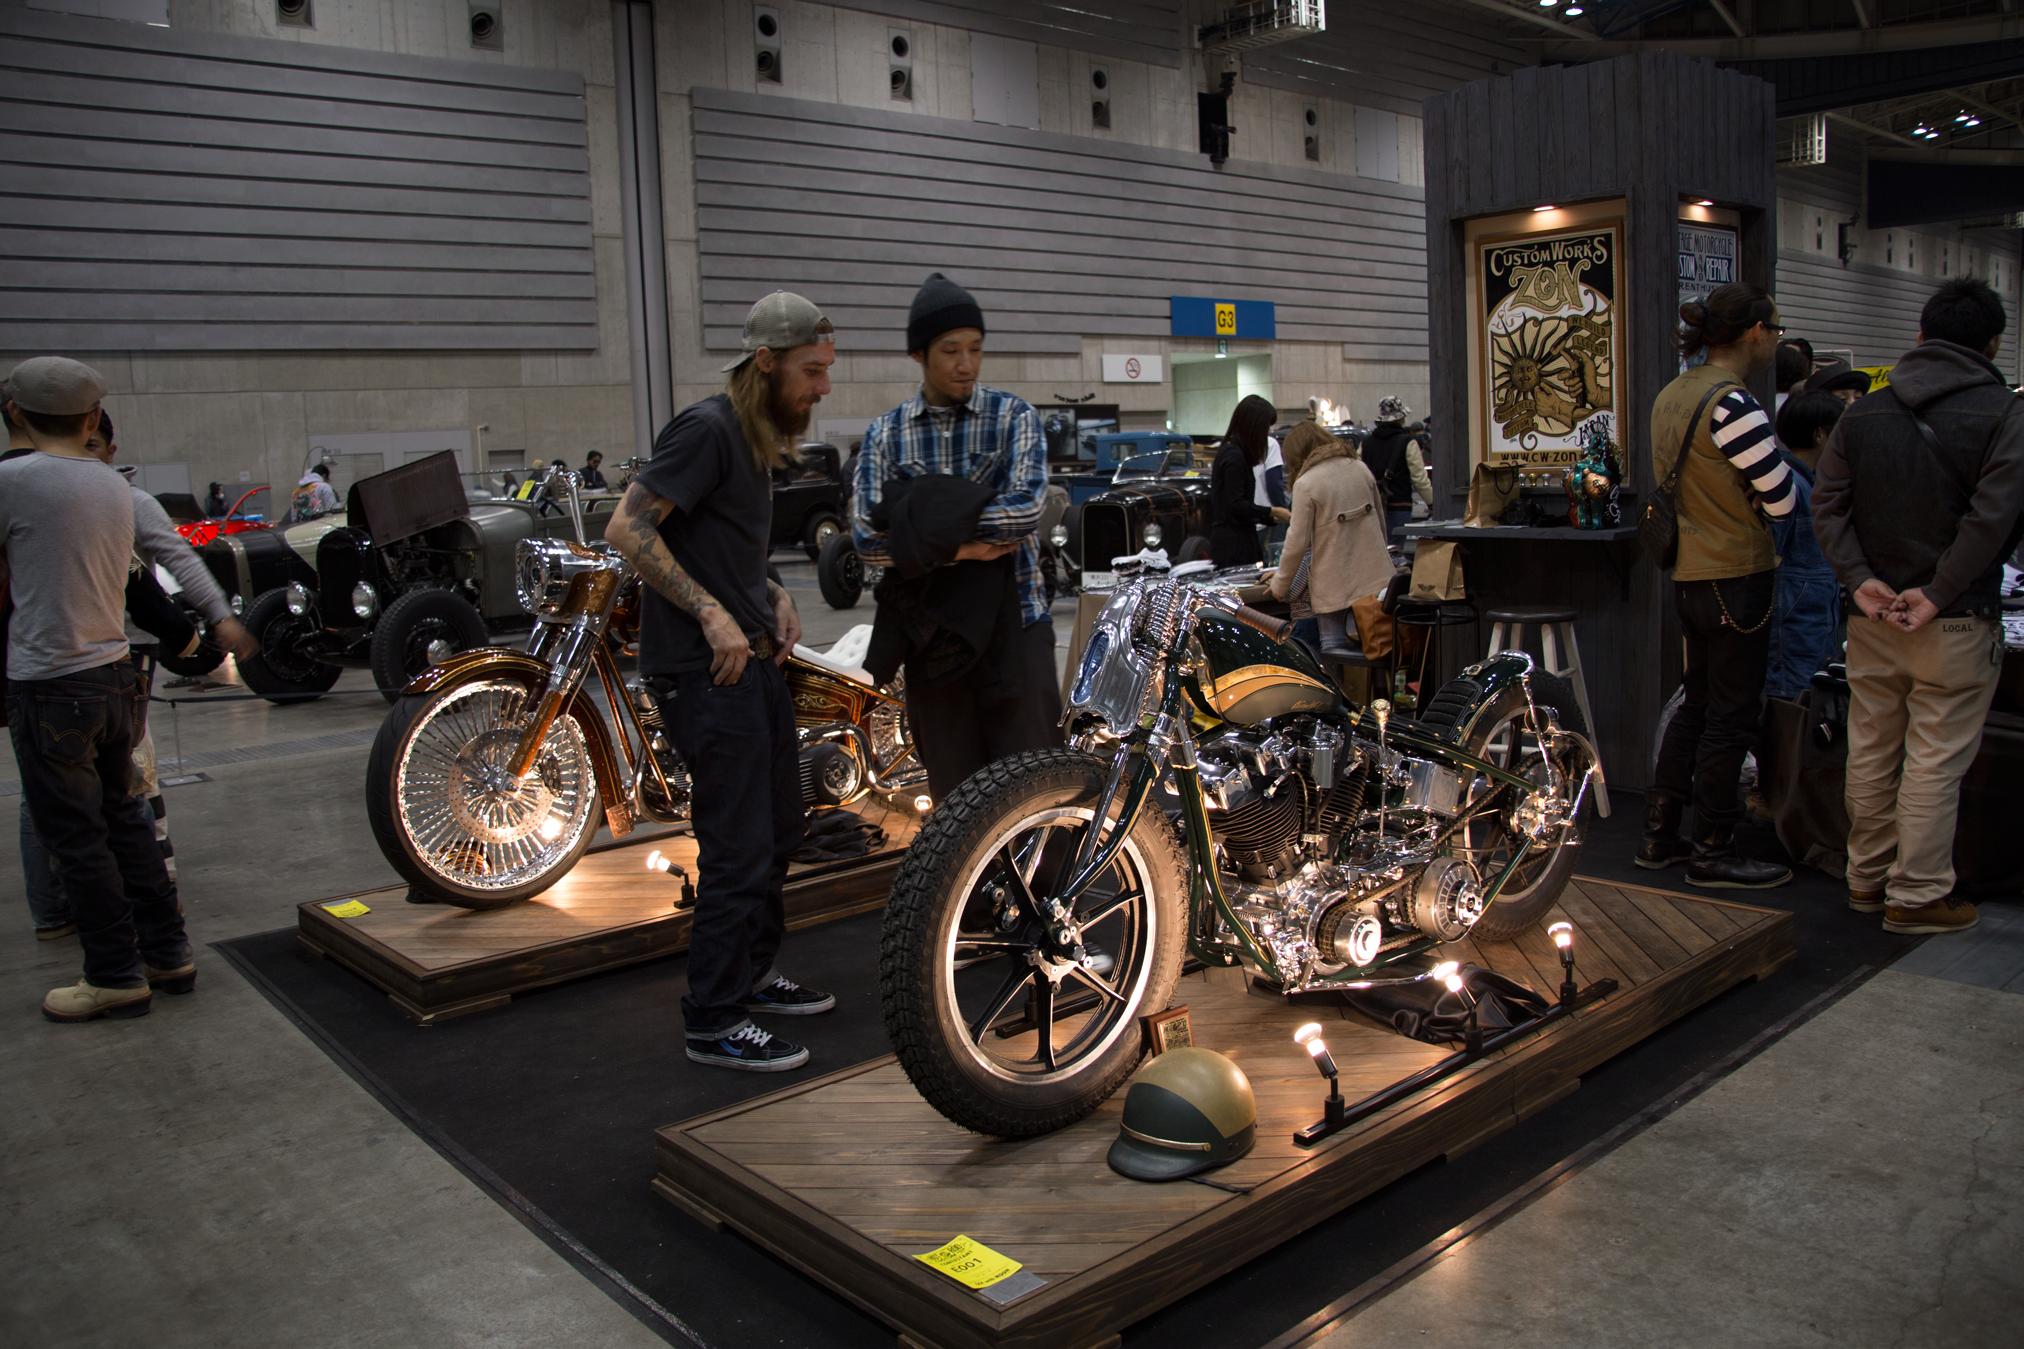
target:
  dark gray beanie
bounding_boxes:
[906,272,985,354]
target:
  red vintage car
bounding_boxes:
[175,487,270,547]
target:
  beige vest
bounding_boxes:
[1650,363,1776,581]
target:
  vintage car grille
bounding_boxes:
[315,527,376,629]
[1078,499,1134,573]
[201,548,238,601]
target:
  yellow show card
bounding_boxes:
[913,1235,1022,1290]
[321,900,371,919]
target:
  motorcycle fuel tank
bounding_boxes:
[1190,609,1343,726]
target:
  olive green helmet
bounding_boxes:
[1107,1047,1257,1182]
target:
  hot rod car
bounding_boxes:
[1070,447,1217,588]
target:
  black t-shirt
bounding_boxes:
[633,394,776,675]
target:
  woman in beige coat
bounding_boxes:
[1269,434,1395,654]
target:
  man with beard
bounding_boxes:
[605,292,835,1072]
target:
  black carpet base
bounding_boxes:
[218,808,1935,1349]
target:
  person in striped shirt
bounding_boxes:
[1639,281,1796,890]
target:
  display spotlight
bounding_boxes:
[1696,199,1714,206]
[1548,920,1581,1004]
[1293,1022,1337,1079]
[1538,0,1559,7]
[1565,4,1584,11]
[1292,1022,1347,1144]
[1534,203,1557,212]
[645,849,695,906]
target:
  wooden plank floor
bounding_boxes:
[296,798,917,1024]
[652,879,1795,1349]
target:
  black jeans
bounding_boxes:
[663,657,805,1036]
[905,620,1065,801]
[6,662,188,987]
[1654,570,1775,833]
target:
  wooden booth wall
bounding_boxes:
[0,7,597,353]
[1422,54,1779,786]
[688,88,1428,359]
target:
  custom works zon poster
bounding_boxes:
[1477,224,1622,465]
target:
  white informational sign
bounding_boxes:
[1101,354,1164,384]
[1678,224,1738,312]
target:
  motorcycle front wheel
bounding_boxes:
[366,678,601,908]
[880,748,1186,1137]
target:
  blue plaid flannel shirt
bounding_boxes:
[852,383,1050,626]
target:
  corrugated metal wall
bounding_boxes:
[1777,250,2020,369]
[826,0,1182,68]
[690,87,1428,359]
[1239,0,1526,118]
[0,8,597,352]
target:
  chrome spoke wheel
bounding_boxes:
[392,680,596,894]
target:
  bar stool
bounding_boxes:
[1484,605,1609,814]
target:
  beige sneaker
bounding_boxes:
[1848,889,1886,914]
[144,962,197,995]
[1883,898,1979,935]
[34,921,77,941]
[42,980,152,1023]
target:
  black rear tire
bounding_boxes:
[817,534,864,610]
[880,749,1187,1137]
[370,589,488,703]
[1177,534,1212,564]
[236,588,340,703]
[1419,670,1591,942]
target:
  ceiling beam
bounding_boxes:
[1527,11,2024,57]
[1708,0,1748,39]
[1849,0,1871,28]
[1447,0,1591,40]
[1827,110,1921,147]
[1954,88,2024,135]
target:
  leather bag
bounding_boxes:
[1638,379,1738,570]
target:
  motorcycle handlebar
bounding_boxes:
[1230,603,1293,643]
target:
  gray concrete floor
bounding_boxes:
[5,560,2018,1346]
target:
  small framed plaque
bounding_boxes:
[1140,1005,1192,1056]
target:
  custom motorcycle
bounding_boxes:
[365,474,925,909]
[880,563,1604,1137]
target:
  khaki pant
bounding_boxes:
[1844,613,2002,906]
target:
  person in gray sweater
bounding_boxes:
[1811,278,2024,936]
[0,357,255,1022]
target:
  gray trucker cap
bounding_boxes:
[722,291,835,372]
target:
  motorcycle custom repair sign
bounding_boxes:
[1476,223,1623,468]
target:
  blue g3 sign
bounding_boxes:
[1171,297,1276,339]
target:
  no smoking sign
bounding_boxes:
[1101,354,1164,384]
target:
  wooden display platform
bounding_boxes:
[651,878,1793,1349]
[297,800,917,1025]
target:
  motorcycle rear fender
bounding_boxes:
[399,647,631,833]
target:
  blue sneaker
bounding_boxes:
[744,974,836,1016]
[685,1021,809,1072]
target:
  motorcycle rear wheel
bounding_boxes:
[1420,671,1592,942]
[880,748,1186,1137]
[367,678,600,908]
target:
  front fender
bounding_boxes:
[397,648,629,830]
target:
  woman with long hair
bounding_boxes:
[1208,394,1290,567]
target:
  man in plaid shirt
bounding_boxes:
[853,273,1061,798]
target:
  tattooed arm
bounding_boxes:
[605,482,755,686]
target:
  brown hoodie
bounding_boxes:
[1812,339,2024,613]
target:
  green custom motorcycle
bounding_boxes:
[879,567,1605,1137]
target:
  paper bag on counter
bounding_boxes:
[1409,539,1466,602]
[1463,463,1521,527]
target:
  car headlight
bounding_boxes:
[284,583,313,616]
[351,582,379,620]
[1141,522,1163,547]
[230,592,245,616]
[1049,524,1069,549]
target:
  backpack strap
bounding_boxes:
[1888,386,1980,503]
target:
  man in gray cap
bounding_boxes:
[852,272,1059,800]
[0,357,249,1021]
[605,291,837,1072]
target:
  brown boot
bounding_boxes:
[1848,889,1886,914]
[1882,897,1979,935]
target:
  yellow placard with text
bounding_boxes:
[914,1235,1022,1289]
[1213,302,1237,335]
[321,899,371,919]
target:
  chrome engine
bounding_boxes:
[1197,716,1489,987]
